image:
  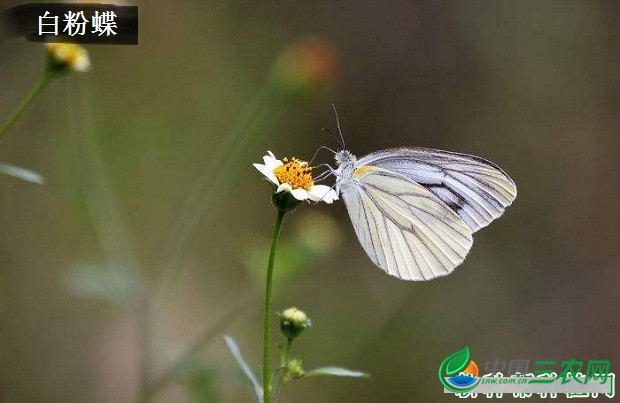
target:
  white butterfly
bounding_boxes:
[325,111,517,281]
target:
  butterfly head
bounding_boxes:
[334,149,356,166]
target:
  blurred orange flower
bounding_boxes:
[271,38,340,97]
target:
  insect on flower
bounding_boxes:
[254,151,338,204]
[321,106,518,281]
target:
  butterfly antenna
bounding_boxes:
[331,102,346,149]
[309,145,336,165]
[321,127,342,148]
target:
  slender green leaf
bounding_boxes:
[223,335,263,403]
[0,162,44,184]
[305,366,369,379]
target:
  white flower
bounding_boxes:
[46,43,91,73]
[253,151,338,204]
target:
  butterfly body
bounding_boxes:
[333,150,357,193]
[332,147,517,281]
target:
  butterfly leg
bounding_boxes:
[311,163,337,182]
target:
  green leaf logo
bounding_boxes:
[445,346,470,375]
[438,346,480,393]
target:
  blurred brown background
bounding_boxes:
[0,0,618,402]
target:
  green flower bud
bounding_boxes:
[279,307,311,340]
[285,358,305,380]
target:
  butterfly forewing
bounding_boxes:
[342,167,474,281]
[357,148,517,232]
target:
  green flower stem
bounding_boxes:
[284,338,293,366]
[263,209,286,403]
[273,337,294,400]
[0,70,54,140]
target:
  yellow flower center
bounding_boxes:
[273,157,314,190]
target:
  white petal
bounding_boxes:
[276,183,293,193]
[308,185,339,204]
[291,188,310,201]
[254,163,280,185]
[265,159,283,171]
[263,151,282,170]
[73,52,91,72]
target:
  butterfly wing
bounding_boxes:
[341,167,473,281]
[357,148,517,232]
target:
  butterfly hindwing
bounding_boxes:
[341,167,474,281]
